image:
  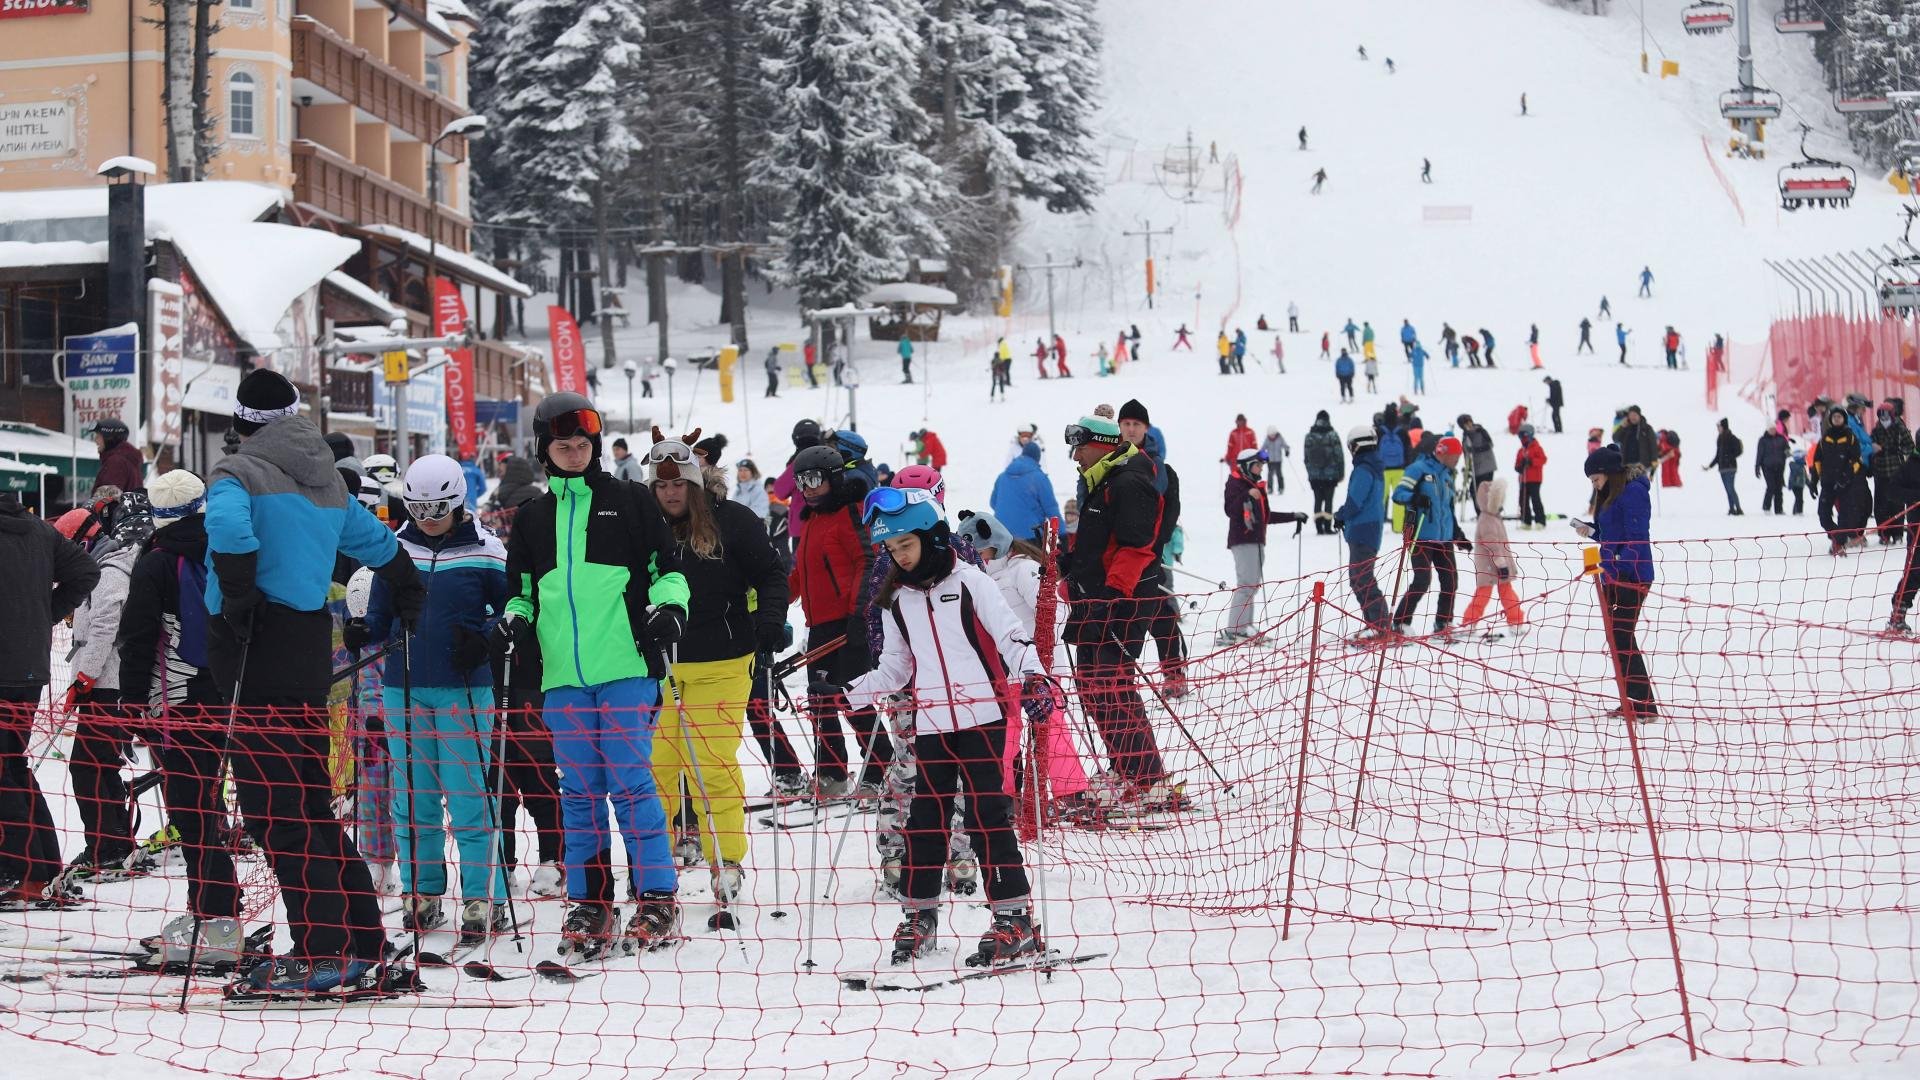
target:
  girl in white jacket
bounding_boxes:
[839,489,1053,968]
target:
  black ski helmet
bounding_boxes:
[90,417,130,446]
[792,443,847,485]
[533,392,603,474]
[792,418,823,450]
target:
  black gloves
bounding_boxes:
[212,551,262,643]
[375,550,426,630]
[342,617,373,653]
[1457,537,1475,553]
[646,604,687,646]
[1409,492,1433,513]
[451,625,491,671]
[491,613,535,657]
[1290,513,1305,538]
[807,679,847,702]
[755,618,793,656]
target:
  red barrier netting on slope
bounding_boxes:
[2,533,1917,1077]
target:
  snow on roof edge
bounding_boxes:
[363,224,533,298]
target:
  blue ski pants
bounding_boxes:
[543,676,676,899]
[382,685,505,903]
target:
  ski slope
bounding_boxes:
[7,2,1919,1078]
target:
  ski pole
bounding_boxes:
[1350,508,1424,829]
[464,671,524,956]
[1165,564,1229,591]
[661,641,742,940]
[181,621,250,1014]
[398,630,424,961]
[1104,627,1233,794]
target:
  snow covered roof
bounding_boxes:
[362,224,533,298]
[0,240,106,269]
[862,282,959,306]
[0,421,98,462]
[324,270,405,322]
[0,181,283,241]
[172,222,359,352]
[429,0,477,24]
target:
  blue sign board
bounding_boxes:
[64,330,137,379]
[474,399,519,426]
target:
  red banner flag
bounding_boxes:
[433,278,477,460]
[547,305,589,395]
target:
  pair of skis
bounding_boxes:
[839,949,1107,993]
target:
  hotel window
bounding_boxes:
[426,58,444,96]
[228,72,258,138]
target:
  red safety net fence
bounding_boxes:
[1732,312,1920,416]
[2,533,1918,1077]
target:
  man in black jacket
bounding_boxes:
[1543,376,1565,433]
[1755,426,1789,515]
[1062,415,1178,809]
[1117,399,1187,699]
[0,490,100,904]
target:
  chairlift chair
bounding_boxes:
[1878,255,1920,317]
[1835,87,1895,115]
[1683,1,1735,35]
[1774,0,1827,33]
[1719,88,1784,122]
[1779,126,1856,211]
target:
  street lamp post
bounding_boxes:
[622,358,636,436]
[663,356,678,428]
[423,114,487,467]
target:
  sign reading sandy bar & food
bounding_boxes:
[0,0,89,18]
[64,325,142,440]
[0,99,75,161]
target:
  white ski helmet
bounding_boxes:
[362,453,399,484]
[346,565,376,619]
[1347,425,1379,454]
[402,454,466,516]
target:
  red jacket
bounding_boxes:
[1224,424,1257,463]
[1514,439,1547,483]
[1507,405,1528,435]
[789,499,868,626]
[93,439,146,495]
[1664,331,1680,351]
[918,430,948,470]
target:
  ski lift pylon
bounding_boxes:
[1683,1,1735,35]
[1720,88,1784,122]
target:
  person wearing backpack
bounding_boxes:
[1703,419,1744,515]
[1303,411,1346,535]
[1755,425,1789,515]
[117,470,248,970]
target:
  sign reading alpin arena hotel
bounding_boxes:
[0,100,74,161]
[0,0,89,19]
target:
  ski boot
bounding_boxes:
[673,831,704,868]
[1889,613,1913,636]
[4,874,84,910]
[231,955,380,1000]
[401,895,446,934]
[1161,665,1190,700]
[1138,777,1191,813]
[768,770,810,800]
[890,908,939,965]
[459,899,508,946]
[711,862,744,905]
[557,902,619,963]
[967,907,1043,968]
[141,914,245,972]
[813,772,854,800]
[1213,628,1247,647]
[945,856,980,896]
[528,862,566,898]
[623,891,682,953]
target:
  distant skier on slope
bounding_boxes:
[1639,267,1654,297]
[1599,295,1612,319]
[1421,158,1432,183]
[1578,318,1594,354]
[1311,168,1327,195]
[1298,126,1309,151]
[1172,325,1193,351]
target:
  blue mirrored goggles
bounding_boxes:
[862,485,938,523]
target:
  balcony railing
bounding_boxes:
[293,139,470,252]
[291,16,468,154]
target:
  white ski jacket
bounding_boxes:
[849,560,1040,734]
[68,543,136,691]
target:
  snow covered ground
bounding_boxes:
[7,2,1919,1077]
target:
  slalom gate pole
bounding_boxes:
[181,626,250,1013]
[1348,508,1423,829]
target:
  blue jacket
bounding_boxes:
[1400,323,1416,345]
[1616,325,1629,345]
[897,338,913,359]
[1334,352,1355,378]
[1391,452,1456,541]
[366,517,508,688]
[461,460,486,511]
[1377,421,1407,468]
[1594,476,1654,584]
[1847,415,1876,470]
[205,416,398,614]
[1141,427,1170,495]
[1410,343,1428,368]
[1338,448,1387,550]
[990,442,1061,542]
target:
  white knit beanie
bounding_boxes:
[149,470,206,520]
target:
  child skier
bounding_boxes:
[834,488,1054,968]
[492,393,690,961]
[351,455,510,946]
[1459,478,1526,638]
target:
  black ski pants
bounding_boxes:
[1311,481,1338,532]
[153,700,241,920]
[68,692,137,863]
[1146,593,1186,676]
[748,653,802,778]
[0,687,62,888]
[1601,580,1655,712]
[902,722,1028,907]
[1393,541,1458,627]
[1895,527,1920,613]
[1760,466,1785,514]
[1519,481,1546,527]
[1346,542,1389,629]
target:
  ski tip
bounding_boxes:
[839,975,871,991]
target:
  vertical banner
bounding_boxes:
[434,278,477,460]
[147,281,184,452]
[1145,257,1156,302]
[547,305,589,394]
[717,344,737,404]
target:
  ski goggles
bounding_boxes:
[647,440,697,468]
[862,485,938,523]
[545,407,603,440]
[405,498,457,521]
[1062,423,1118,448]
[796,469,832,490]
